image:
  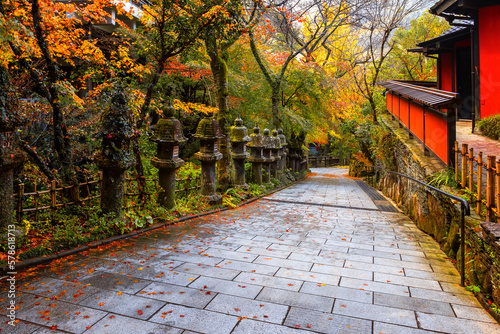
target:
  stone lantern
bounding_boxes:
[150,101,187,210]
[271,129,282,178]
[95,84,136,217]
[0,66,26,230]
[277,128,287,176]
[194,112,224,204]
[230,116,251,189]
[288,135,301,173]
[248,125,265,185]
[262,129,275,183]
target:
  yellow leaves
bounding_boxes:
[173,100,219,115]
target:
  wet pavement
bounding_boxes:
[2,168,499,333]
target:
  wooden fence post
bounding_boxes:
[487,155,496,222]
[461,143,468,188]
[455,141,459,184]
[34,182,38,222]
[17,183,24,223]
[469,148,474,191]
[477,152,483,215]
[50,180,57,221]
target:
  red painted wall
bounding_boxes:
[425,111,448,164]
[479,6,500,119]
[440,53,453,92]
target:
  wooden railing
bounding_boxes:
[14,173,201,223]
[454,141,500,222]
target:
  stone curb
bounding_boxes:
[0,175,308,276]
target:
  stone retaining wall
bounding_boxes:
[350,114,500,319]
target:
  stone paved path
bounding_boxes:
[2,168,500,334]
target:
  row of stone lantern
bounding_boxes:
[150,102,293,210]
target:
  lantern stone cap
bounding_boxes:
[194,113,224,140]
[230,116,251,143]
[277,128,287,146]
[248,124,265,148]
[263,128,275,149]
[162,100,176,118]
[150,118,187,143]
[272,129,282,149]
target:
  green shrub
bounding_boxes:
[478,115,500,140]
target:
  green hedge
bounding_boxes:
[478,114,500,140]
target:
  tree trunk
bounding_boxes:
[206,38,232,190]
[271,87,282,130]
[368,96,378,124]
[101,169,125,217]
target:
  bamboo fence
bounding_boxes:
[14,172,201,223]
[454,141,500,222]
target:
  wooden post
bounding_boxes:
[185,176,190,197]
[487,155,496,222]
[17,183,24,223]
[461,144,468,188]
[455,141,459,183]
[469,148,474,192]
[34,182,38,222]
[497,160,500,223]
[477,152,483,215]
[50,180,57,218]
[124,171,129,208]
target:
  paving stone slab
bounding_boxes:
[18,277,101,304]
[137,282,216,308]
[149,303,239,334]
[300,281,373,303]
[374,272,442,290]
[16,299,107,334]
[332,299,418,327]
[373,257,433,272]
[188,276,262,299]
[404,268,461,284]
[78,290,165,320]
[340,276,410,296]
[373,321,442,334]
[312,264,372,281]
[174,262,240,280]
[452,304,498,323]
[409,287,482,307]
[205,294,288,324]
[256,287,334,312]
[215,259,279,276]
[284,306,372,333]
[374,292,454,316]
[199,248,258,262]
[232,318,314,334]
[252,255,313,271]
[0,317,40,334]
[268,243,320,255]
[84,314,183,334]
[287,253,345,267]
[416,312,500,334]
[234,272,302,291]
[77,271,152,294]
[235,246,291,259]
[275,268,340,285]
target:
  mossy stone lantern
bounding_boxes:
[230,116,251,189]
[277,128,287,176]
[150,101,187,210]
[262,128,275,183]
[271,129,282,178]
[0,66,26,230]
[194,112,224,204]
[288,135,301,173]
[248,125,265,185]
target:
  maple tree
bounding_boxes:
[349,0,424,123]
[249,0,358,129]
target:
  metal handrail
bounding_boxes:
[367,166,470,286]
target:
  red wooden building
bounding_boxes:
[381,0,500,166]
